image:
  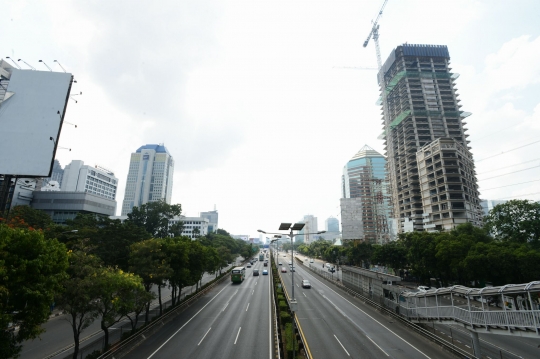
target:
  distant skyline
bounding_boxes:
[3,1,540,238]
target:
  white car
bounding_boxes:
[309,259,314,263]
[417,286,431,292]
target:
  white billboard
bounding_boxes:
[0,69,72,176]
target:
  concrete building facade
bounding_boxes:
[297,215,318,244]
[121,144,174,215]
[378,44,483,232]
[62,160,118,201]
[340,198,364,240]
[31,191,116,224]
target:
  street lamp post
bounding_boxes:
[259,224,325,359]
[258,223,325,300]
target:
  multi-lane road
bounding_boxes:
[128,257,273,359]
[277,251,457,359]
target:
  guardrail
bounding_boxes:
[96,265,240,359]
[303,262,476,359]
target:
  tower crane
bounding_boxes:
[362,0,389,70]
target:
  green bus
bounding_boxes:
[231,267,246,283]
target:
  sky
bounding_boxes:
[2,0,540,240]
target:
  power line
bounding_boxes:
[477,165,540,181]
[493,192,540,200]
[476,139,540,163]
[476,158,540,175]
[480,179,540,191]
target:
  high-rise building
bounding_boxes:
[200,209,218,233]
[480,199,508,217]
[297,215,318,244]
[121,144,174,216]
[62,160,118,201]
[340,145,393,243]
[378,44,483,232]
[325,217,340,233]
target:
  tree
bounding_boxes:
[1,205,53,230]
[163,237,190,306]
[126,200,183,238]
[129,239,172,320]
[0,225,68,359]
[56,242,102,359]
[371,242,407,275]
[484,199,540,244]
[94,268,147,348]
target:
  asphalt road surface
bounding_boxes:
[127,257,273,359]
[278,252,457,359]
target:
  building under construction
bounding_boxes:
[378,44,483,232]
[341,145,394,243]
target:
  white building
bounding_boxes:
[110,215,209,239]
[298,215,318,244]
[62,160,118,201]
[121,144,174,215]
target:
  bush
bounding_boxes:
[84,350,102,359]
[285,323,298,354]
[280,311,291,324]
[279,300,288,311]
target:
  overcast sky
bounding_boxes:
[3,0,540,240]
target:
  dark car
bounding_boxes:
[328,267,335,273]
[253,269,260,276]
[264,262,268,266]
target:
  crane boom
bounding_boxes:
[362,0,389,69]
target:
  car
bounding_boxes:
[328,267,335,273]
[262,270,268,275]
[264,262,268,266]
[309,259,314,263]
[247,264,251,268]
[290,267,295,272]
[281,267,287,273]
[288,261,292,265]
[283,255,287,257]
[253,269,259,276]
[302,280,311,288]
[278,262,282,266]
[417,286,430,292]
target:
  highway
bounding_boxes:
[127,256,273,359]
[277,251,457,359]
[20,263,239,359]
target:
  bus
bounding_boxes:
[259,253,264,261]
[231,267,246,283]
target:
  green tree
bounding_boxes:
[94,268,147,348]
[371,242,407,275]
[126,200,183,238]
[484,199,540,244]
[0,225,68,359]
[56,242,102,359]
[163,237,190,306]
[129,239,172,320]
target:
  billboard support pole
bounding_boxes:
[0,175,14,215]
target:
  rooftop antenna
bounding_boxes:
[38,60,52,71]
[17,59,36,70]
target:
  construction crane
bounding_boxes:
[362,0,389,69]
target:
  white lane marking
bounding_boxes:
[334,334,350,356]
[252,289,254,296]
[465,345,470,348]
[307,272,431,359]
[367,336,390,356]
[222,303,229,312]
[296,284,299,287]
[246,303,250,312]
[255,281,258,285]
[198,327,211,346]
[234,327,242,344]
[303,292,307,297]
[147,284,229,358]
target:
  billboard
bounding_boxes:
[0,69,73,177]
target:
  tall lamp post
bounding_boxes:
[258,223,325,300]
